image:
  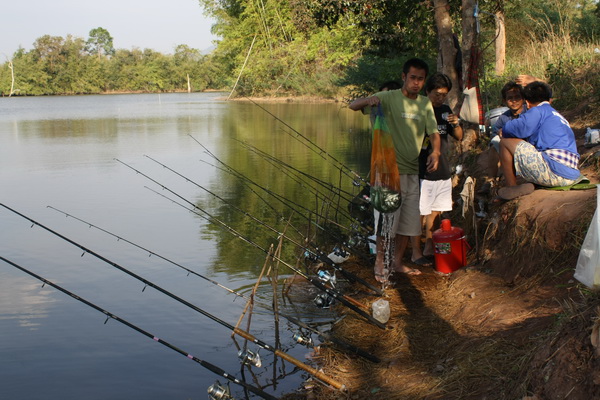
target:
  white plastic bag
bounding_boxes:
[574,186,600,288]
[459,87,481,125]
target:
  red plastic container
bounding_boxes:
[432,219,467,273]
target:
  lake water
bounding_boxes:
[0,92,371,399]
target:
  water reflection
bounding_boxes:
[0,92,371,399]
[0,277,53,330]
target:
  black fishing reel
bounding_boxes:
[207,380,234,400]
[313,292,335,308]
[237,348,262,367]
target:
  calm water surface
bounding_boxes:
[0,93,371,399]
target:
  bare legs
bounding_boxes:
[422,211,440,257]
[374,234,422,282]
[498,138,535,200]
[499,137,522,186]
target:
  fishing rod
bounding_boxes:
[241,96,369,186]
[46,205,380,363]
[192,139,353,237]
[0,203,347,390]
[142,155,382,296]
[191,138,364,252]
[139,183,385,330]
[234,139,358,204]
[0,256,278,400]
[197,157,375,262]
[232,140,358,227]
[114,158,378,313]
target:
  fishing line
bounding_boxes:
[141,155,381,296]
[233,138,357,205]
[46,205,379,362]
[191,137,357,241]
[0,203,346,390]
[0,255,278,400]
[241,95,368,186]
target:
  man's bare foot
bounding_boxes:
[374,260,389,283]
[393,264,422,276]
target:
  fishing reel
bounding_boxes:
[303,249,319,263]
[207,380,234,400]
[317,269,337,287]
[293,331,314,347]
[313,292,335,308]
[237,348,262,368]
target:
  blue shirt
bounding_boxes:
[492,107,523,137]
[503,102,580,179]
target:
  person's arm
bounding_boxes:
[515,74,545,87]
[503,109,541,139]
[446,113,463,141]
[349,96,380,111]
[426,132,441,173]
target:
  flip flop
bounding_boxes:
[374,266,389,283]
[411,256,433,267]
[498,183,535,200]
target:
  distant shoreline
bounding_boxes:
[2,90,342,103]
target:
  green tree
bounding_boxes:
[86,27,115,59]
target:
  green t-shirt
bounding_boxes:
[375,90,438,174]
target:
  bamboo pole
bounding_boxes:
[228,34,257,100]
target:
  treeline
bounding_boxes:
[0,29,227,96]
[1,0,599,99]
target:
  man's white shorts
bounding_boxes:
[419,178,452,215]
[373,174,421,237]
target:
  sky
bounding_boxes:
[1,0,219,58]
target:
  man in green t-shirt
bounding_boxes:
[350,58,440,282]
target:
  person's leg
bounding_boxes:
[423,211,441,256]
[410,233,431,266]
[394,174,422,275]
[498,139,536,200]
[394,234,420,274]
[499,138,523,186]
[488,136,501,178]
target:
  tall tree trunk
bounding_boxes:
[460,0,480,152]
[495,10,506,75]
[461,0,478,85]
[433,0,459,111]
[8,60,14,97]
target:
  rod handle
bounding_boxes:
[233,328,346,391]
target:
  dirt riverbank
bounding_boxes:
[283,112,600,399]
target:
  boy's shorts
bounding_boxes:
[373,174,421,237]
[419,178,453,215]
[514,141,576,187]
